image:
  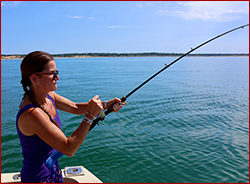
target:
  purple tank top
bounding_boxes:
[16,94,62,183]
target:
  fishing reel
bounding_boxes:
[96,110,106,120]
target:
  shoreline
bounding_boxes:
[1,54,249,60]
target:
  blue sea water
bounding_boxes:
[1,56,249,183]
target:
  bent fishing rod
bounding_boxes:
[45,24,248,168]
[89,23,249,130]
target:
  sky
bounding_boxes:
[1,1,249,55]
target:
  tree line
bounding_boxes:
[50,52,249,57]
[1,52,249,59]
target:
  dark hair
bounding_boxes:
[21,51,53,85]
[20,51,59,127]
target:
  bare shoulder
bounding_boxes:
[48,91,66,102]
[48,91,57,100]
[18,106,50,136]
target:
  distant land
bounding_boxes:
[1,53,249,60]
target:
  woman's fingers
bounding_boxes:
[87,96,127,116]
[87,95,103,117]
[112,101,127,112]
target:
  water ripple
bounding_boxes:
[1,57,249,183]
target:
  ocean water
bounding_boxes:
[1,56,249,183]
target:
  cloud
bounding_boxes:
[67,16,94,20]
[1,1,23,8]
[152,1,249,22]
[136,3,143,8]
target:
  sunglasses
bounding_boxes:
[35,70,59,80]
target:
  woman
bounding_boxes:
[16,51,126,183]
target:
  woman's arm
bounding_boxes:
[49,91,88,115]
[19,93,127,156]
[18,95,103,157]
[49,91,126,115]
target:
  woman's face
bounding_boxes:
[35,60,60,92]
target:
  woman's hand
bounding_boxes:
[107,98,127,112]
[86,95,103,118]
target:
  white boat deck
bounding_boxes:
[1,166,102,183]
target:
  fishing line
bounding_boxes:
[114,63,171,98]
[45,23,249,168]
[94,23,249,126]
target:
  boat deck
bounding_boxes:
[1,166,102,183]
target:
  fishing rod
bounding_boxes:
[45,24,248,168]
[89,23,249,130]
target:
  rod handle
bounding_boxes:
[89,96,127,130]
[105,96,127,115]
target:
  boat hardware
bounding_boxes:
[12,174,21,180]
[65,166,84,177]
